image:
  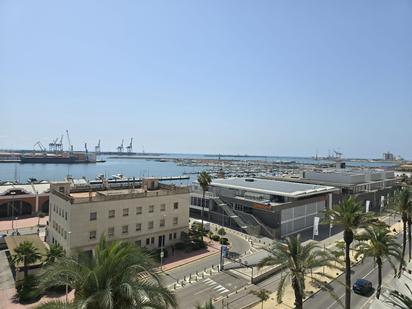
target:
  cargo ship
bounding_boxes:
[20,152,97,164]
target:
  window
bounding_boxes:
[149,205,154,213]
[89,231,96,240]
[59,186,65,193]
[108,227,114,237]
[148,221,154,229]
[136,206,142,215]
[169,233,172,240]
[151,237,154,244]
[146,238,150,245]
[173,217,178,225]
[160,204,166,212]
[160,219,165,227]
[123,208,129,217]
[174,202,179,209]
[65,212,67,220]
[135,240,141,247]
[173,232,177,239]
[90,212,97,221]
[108,210,115,218]
[136,223,141,231]
[122,225,128,234]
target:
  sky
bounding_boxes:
[0,1,411,159]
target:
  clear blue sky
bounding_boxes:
[1,1,411,158]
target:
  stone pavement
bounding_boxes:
[161,238,220,272]
[0,216,48,234]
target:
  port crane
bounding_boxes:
[117,139,124,153]
[48,137,59,152]
[33,141,46,153]
[333,150,343,159]
[126,138,133,153]
[95,140,101,153]
[55,135,64,152]
[66,130,73,153]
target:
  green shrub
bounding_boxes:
[15,275,41,304]
[217,228,226,236]
[220,237,229,245]
[211,235,220,242]
[207,231,214,239]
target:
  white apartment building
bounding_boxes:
[47,178,189,255]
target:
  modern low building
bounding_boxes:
[190,177,337,238]
[47,178,190,255]
[274,168,397,211]
[0,183,50,219]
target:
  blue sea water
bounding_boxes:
[0,153,398,183]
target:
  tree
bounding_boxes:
[354,226,401,299]
[217,227,226,236]
[45,244,64,265]
[389,187,412,271]
[12,241,42,280]
[249,289,270,309]
[323,196,378,309]
[195,298,215,309]
[197,171,212,230]
[258,234,342,309]
[39,236,176,309]
[385,284,412,309]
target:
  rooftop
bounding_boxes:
[55,183,189,204]
[211,178,336,198]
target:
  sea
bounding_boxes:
[0,153,399,184]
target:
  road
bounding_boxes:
[304,232,402,309]
[175,270,250,308]
[163,229,252,286]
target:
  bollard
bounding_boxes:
[196,271,198,276]
[189,274,192,280]
[183,276,186,281]
[204,267,206,273]
[210,269,212,275]
[202,273,205,278]
[174,284,176,289]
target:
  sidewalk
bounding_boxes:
[0,216,48,234]
[161,238,220,272]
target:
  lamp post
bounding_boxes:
[66,231,72,306]
[10,192,16,231]
[160,214,166,271]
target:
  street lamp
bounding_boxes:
[160,214,166,271]
[66,231,72,305]
[10,192,16,231]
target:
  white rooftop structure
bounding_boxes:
[211,178,337,198]
[0,183,50,196]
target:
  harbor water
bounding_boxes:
[0,153,398,183]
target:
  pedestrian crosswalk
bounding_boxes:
[203,278,229,294]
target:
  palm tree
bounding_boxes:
[249,289,270,309]
[258,234,342,309]
[389,187,412,272]
[12,241,42,280]
[197,171,212,230]
[45,243,64,265]
[385,284,412,309]
[195,299,215,309]
[354,226,401,299]
[39,236,176,309]
[323,196,378,309]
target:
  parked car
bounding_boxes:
[353,279,373,295]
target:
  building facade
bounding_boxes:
[190,178,337,238]
[0,183,50,219]
[47,179,190,255]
